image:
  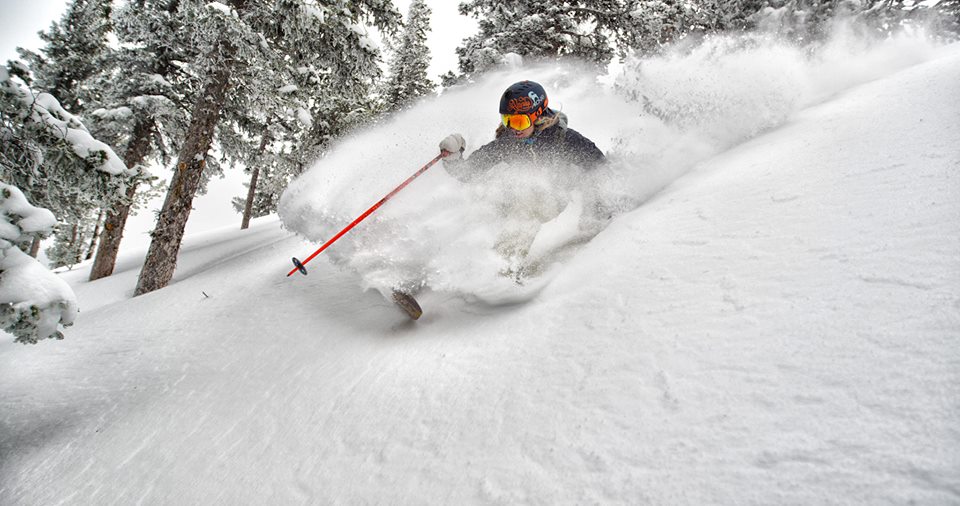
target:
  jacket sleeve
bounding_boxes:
[444,138,506,182]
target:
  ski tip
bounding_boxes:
[291,257,308,276]
[392,290,423,320]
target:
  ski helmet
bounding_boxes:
[499,81,550,117]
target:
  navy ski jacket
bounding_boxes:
[446,112,605,180]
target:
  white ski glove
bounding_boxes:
[439,133,465,160]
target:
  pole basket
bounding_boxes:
[291,257,308,276]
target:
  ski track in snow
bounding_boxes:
[2,43,960,504]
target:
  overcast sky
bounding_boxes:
[0,0,70,62]
[0,0,476,81]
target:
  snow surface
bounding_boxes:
[2,37,959,504]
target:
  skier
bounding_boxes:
[438,80,606,179]
[391,81,606,320]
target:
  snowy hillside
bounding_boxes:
[2,41,959,505]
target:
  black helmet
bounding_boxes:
[499,80,550,117]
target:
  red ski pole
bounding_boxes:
[287,151,450,277]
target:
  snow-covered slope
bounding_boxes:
[2,45,958,505]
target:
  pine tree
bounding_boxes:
[12,0,163,271]
[861,0,960,38]
[383,0,435,111]
[748,0,960,42]
[89,0,192,281]
[217,45,310,231]
[220,117,279,229]
[16,0,113,114]
[937,0,960,35]
[12,0,119,265]
[452,0,647,78]
[228,142,289,226]
[0,67,127,343]
[134,0,400,296]
[216,0,398,230]
[0,183,79,344]
[0,65,131,253]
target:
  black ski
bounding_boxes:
[392,290,422,320]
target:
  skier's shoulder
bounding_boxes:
[541,113,596,150]
[563,125,598,148]
[547,113,605,167]
[540,112,598,148]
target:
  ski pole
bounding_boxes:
[287,151,451,277]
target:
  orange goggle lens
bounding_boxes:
[501,113,534,131]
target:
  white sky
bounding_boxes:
[0,0,70,62]
[393,0,478,80]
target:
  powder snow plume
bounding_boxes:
[278,26,942,303]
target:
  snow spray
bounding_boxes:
[286,152,449,277]
[278,24,943,303]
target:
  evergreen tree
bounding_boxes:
[15,0,113,114]
[0,65,131,253]
[89,0,192,281]
[452,0,646,78]
[134,0,400,296]
[862,0,960,38]
[383,0,435,111]
[217,0,397,230]
[228,140,289,226]
[12,0,119,267]
[684,0,765,36]
[45,220,90,269]
[0,183,79,344]
[217,43,314,231]
[0,67,128,343]
[749,0,864,41]
[220,117,281,229]
[747,0,960,41]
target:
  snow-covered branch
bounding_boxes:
[0,184,78,344]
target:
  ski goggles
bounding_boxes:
[501,112,539,131]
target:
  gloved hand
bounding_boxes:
[439,133,465,160]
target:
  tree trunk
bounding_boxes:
[85,211,104,261]
[90,118,154,281]
[241,124,272,230]
[29,236,41,258]
[69,223,80,265]
[134,45,234,296]
[241,167,261,230]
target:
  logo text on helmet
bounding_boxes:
[506,96,534,114]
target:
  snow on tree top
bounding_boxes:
[0,68,130,176]
[147,74,173,88]
[348,22,379,51]
[0,184,56,245]
[206,2,235,17]
[296,108,312,128]
[303,5,325,23]
[91,107,134,121]
[0,184,76,343]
